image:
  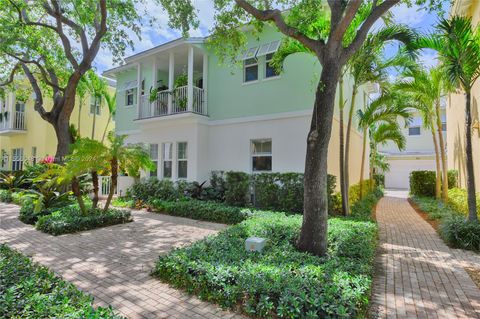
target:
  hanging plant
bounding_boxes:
[149,87,159,103]
[174,72,188,88]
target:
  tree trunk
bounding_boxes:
[464,91,478,222]
[77,98,83,136]
[91,170,99,209]
[71,177,87,215]
[431,125,441,200]
[435,99,448,202]
[297,63,341,257]
[338,74,347,216]
[359,127,367,199]
[369,145,376,192]
[101,114,112,143]
[103,157,118,213]
[344,87,357,213]
[53,115,73,163]
[91,111,97,139]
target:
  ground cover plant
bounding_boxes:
[154,190,380,318]
[0,244,122,318]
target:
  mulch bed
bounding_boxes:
[465,267,480,290]
[407,198,440,231]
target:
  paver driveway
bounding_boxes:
[371,192,480,319]
[0,203,245,319]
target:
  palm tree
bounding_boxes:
[357,87,412,196]
[101,90,116,143]
[421,16,480,222]
[84,71,107,140]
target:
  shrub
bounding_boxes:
[127,178,178,202]
[411,196,456,220]
[447,188,480,219]
[154,212,378,318]
[209,170,227,201]
[224,171,250,206]
[0,189,12,203]
[440,215,480,251]
[350,188,384,221]
[111,197,135,208]
[149,199,251,224]
[0,244,121,318]
[410,170,436,197]
[349,179,374,206]
[448,170,458,189]
[19,198,51,225]
[374,174,385,188]
[36,206,132,236]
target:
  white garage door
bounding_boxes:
[384,159,436,189]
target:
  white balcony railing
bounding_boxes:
[0,111,26,132]
[138,85,206,119]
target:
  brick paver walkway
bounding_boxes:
[0,203,245,319]
[371,192,480,319]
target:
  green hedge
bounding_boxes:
[224,171,250,206]
[0,244,122,318]
[410,170,458,197]
[350,188,384,221]
[447,188,480,220]
[36,206,133,236]
[149,199,251,224]
[154,212,378,318]
[0,189,12,203]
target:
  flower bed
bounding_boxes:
[154,211,378,318]
[0,244,122,318]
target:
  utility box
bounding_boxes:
[245,237,266,252]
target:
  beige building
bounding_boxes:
[448,0,480,190]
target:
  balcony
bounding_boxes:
[138,86,206,119]
[0,111,27,135]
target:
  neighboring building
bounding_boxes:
[379,106,447,189]
[0,81,115,171]
[103,25,374,187]
[448,0,480,190]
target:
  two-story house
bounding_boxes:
[379,106,447,189]
[103,25,374,187]
[0,80,115,171]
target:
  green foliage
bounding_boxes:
[128,178,178,202]
[410,170,437,197]
[0,189,12,203]
[0,171,30,191]
[350,188,384,221]
[19,198,49,225]
[447,170,458,189]
[224,171,250,206]
[149,199,251,225]
[36,206,132,236]
[447,188,480,220]
[111,197,135,208]
[349,179,374,206]
[411,196,456,220]
[440,215,480,251]
[208,170,227,201]
[374,174,385,188]
[0,244,122,318]
[154,212,378,318]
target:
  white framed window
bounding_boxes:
[11,148,23,171]
[162,142,172,178]
[251,139,272,172]
[408,117,422,136]
[32,146,37,165]
[125,88,136,107]
[177,142,188,179]
[90,95,101,115]
[244,58,258,83]
[149,144,158,177]
[265,53,280,79]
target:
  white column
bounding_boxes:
[151,59,157,115]
[136,63,142,118]
[168,51,174,114]
[202,53,208,115]
[187,46,194,112]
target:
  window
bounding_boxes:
[441,114,446,131]
[442,123,447,131]
[149,144,158,177]
[177,142,188,179]
[90,95,101,115]
[11,148,23,171]
[244,58,258,83]
[162,143,172,178]
[251,139,272,172]
[125,88,136,107]
[32,147,37,165]
[408,117,422,136]
[408,127,421,136]
[265,53,280,78]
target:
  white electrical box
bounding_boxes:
[245,237,266,252]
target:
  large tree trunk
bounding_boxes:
[297,63,341,257]
[464,91,478,222]
[431,126,441,200]
[338,76,347,216]
[435,99,448,202]
[359,127,367,199]
[103,157,118,212]
[53,114,73,163]
[344,87,357,212]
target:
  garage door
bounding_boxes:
[384,159,436,189]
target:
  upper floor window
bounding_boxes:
[90,96,101,115]
[251,139,272,172]
[265,53,280,79]
[162,143,172,178]
[177,142,188,179]
[149,144,158,177]
[408,117,422,136]
[12,148,23,171]
[442,123,447,131]
[244,58,258,83]
[125,88,136,107]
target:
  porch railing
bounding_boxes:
[138,85,206,119]
[0,111,26,131]
[99,175,117,197]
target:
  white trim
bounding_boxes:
[209,110,312,126]
[116,129,141,135]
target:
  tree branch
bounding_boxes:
[342,0,400,62]
[0,63,21,87]
[234,0,323,58]
[81,0,107,73]
[20,63,50,122]
[330,0,362,43]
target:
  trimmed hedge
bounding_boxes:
[224,171,250,206]
[154,211,378,318]
[36,206,133,236]
[350,188,384,221]
[149,199,251,224]
[410,170,459,197]
[447,188,480,220]
[0,244,122,318]
[0,189,12,203]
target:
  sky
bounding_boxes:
[93,0,451,74]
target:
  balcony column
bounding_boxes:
[168,51,174,114]
[187,46,194,112]
[202,53,208,115]
[151,59,157,115]
[136,63,142,118]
